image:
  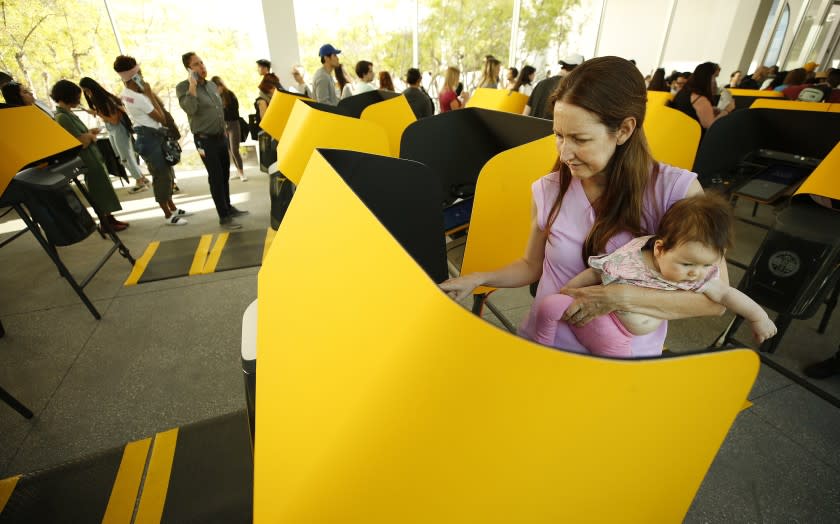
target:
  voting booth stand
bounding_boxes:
[696,107,840,407]
[0,106,135,417]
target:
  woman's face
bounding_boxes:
[553,101,629,181]
[528,71,535,82]
[20,86,35,105]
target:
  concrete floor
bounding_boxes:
[1,157,839,521]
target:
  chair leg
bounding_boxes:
[14,204,101,320]
[818,279,840,334]
[0,386,34,419]
[471,293,485,315]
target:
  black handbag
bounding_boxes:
[238,117,249,143]
[161,130,182,166]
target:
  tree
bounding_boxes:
[518,0,581,65]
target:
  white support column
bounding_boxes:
[260,0,302,89]
[413,0,420,67]
[656,0,679,68]
[509,0,522,66]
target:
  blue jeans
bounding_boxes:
[134,127,173,203]
[105,121,144,181]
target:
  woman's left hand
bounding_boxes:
[557,285,621,326]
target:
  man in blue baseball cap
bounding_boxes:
[313,43,341,105]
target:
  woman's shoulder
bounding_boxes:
[652,162,697,190]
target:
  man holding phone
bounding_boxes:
[176,51,247,230]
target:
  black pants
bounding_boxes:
[195,133,231,219]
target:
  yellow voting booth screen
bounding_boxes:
[795,141,840,201]
[359,95,416,157]
[461,135,556,295]
[466,87,529,114]
[275,100,391,184]
[645,103,702,170]
[254,149,759,523]
[0,106,80,195]
[258,90,312,139]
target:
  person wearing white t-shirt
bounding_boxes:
[114,55,190,225]
[351,60,376,97]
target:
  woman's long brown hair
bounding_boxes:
[545,56,657,262]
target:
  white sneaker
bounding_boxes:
[165,215,188,226]
[240,173,248,181]
[171,208,193,217]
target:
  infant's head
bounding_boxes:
[653,193,734,283]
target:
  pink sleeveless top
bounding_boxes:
[518,163,697,357]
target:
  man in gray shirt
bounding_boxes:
[176,52,247,229]
[312,44,341,106]
[402,68,434,118]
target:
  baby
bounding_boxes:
[534,193,777,357]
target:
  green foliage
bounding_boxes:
[1,0,262,140]
[295,0,578,92]
[518,0,581,64]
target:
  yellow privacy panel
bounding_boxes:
[258,90,311,139]
[828,104,840,113]
[276,100,391,184]
[646,90,673,105]
[255,150,759,523]
[728,88,783,98]
[645,104,702,170]
[466,87,529,113]
[360,94,416,156]
[0,106,80,195]
[461,135,556,295]
[750,98,830,111]
[795,141,840,201]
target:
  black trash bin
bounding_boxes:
[1,165,95,246]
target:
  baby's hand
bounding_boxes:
[750,316,777,344]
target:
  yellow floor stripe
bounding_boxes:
[0,475,21,514]
[741,399,753,411]
[202,232,229,274]
[134,428,178,524]
[101,438,152,524]
[262,228,276,263]
[189,234,214,276]
[123,241,160,286]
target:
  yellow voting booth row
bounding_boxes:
[751,97,840,112]
[252,150,759,522]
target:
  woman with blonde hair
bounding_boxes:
[439,66,469,112]
[477,55,502,89]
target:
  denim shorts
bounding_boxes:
[134,126,167,171]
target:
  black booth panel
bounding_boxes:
[338,90,400,118]
[400,110,503,203]
[754,109,840,160]
[319,149,449,283]
[473,108,554,150]
[692,109,764,184]
[301,99,349,116]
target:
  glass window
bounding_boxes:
[765,2,790,67]
[784,0,832,69]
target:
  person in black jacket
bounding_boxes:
[211,76,246,181]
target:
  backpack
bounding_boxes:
[797,86,829,102]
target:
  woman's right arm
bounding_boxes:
[692,95,730,128]
[440,202,546,301]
